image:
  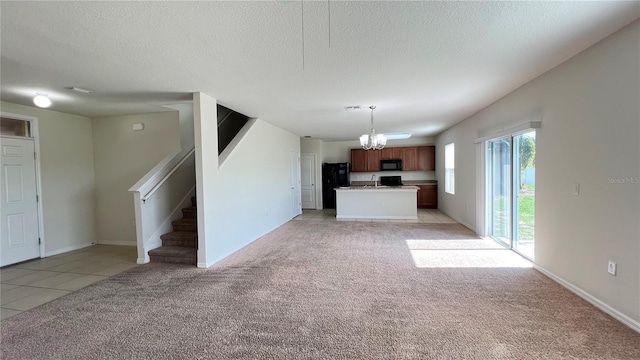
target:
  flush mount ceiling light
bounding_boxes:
[33,93,52,108]
[360,106,387,150]
[384,132,412,140]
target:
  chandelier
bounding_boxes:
[360,106,387,150]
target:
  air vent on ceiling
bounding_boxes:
[65,86,92,94]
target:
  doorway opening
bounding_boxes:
[1,113,43,266]
[486,131,536,260]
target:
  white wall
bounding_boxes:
[436,21,639,326]
[0,102,96,255]
[92,112,180,245]
[195,93,301,267]
[163,103,194,152]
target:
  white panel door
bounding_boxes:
[300,153,316,209]
[290,151,302,218]
[1,137,40,266]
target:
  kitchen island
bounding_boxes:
[334,186,419,219]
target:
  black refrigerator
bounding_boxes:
[322,162,350,209]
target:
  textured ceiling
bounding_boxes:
[1,1,638,140]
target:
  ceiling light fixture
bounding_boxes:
[384,132,412,140]
[33,93,52,108]
[360,106,386,150]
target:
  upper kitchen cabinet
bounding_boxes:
[351,148,381,172]
[351,145,435,172]
[380,147,403,160]
[402,147,418,171]
[366,150,381,171]
[417,146,435,171]
[351,148,367,172]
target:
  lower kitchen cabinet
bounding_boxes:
[417,184,437,209]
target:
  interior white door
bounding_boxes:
[300,153,316,209]
[290,151,302,218]
[1,137,40,266]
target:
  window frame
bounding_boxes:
[444,142,455,194]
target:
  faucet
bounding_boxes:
[371,174,378,187]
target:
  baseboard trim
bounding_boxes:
[454,218,476,232]
[441,211,476,232]
[45,242,94,257]
[197,260,216,268]
[533,264,640,334]
[98,240,136,247]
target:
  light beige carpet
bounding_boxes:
[1,221,639,359]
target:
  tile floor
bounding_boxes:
[1,245,137,321]
[294,208,458,224]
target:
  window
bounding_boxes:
[1,117,31,137]
[445,143,455,194]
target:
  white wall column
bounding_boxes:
[193,92,218,268]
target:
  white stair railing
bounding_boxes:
[129,147,196,264]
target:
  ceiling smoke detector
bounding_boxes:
[66,86,93,94]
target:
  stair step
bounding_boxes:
[161,231,197,247]
[149,246,196,265]
[182,206,197,219]
[172,218,197,232]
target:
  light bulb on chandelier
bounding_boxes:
[360,106,386,150]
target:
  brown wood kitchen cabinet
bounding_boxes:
[366,150,381,171]
[380,147,403,160]
[350,148,367,172]
[417,146,435,171]
[351,148,381,172]
[351,145,435,172]
[417,184,438,209]
[402,147,418,171]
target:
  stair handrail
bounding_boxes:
[141,147,195,203]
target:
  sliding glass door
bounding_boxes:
[486,131,536,259]
[512,131,535,259]
[486,137,512,248]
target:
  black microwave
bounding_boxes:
[380,159,402,171]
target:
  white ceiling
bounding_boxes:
[1,1,638,141]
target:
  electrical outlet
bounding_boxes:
[608,261,617,276]
[573,183,580,196]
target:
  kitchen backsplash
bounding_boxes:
[350,171,435,182]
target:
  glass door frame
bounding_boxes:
[485,136,513,249]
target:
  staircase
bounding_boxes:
[148,196,197,265]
